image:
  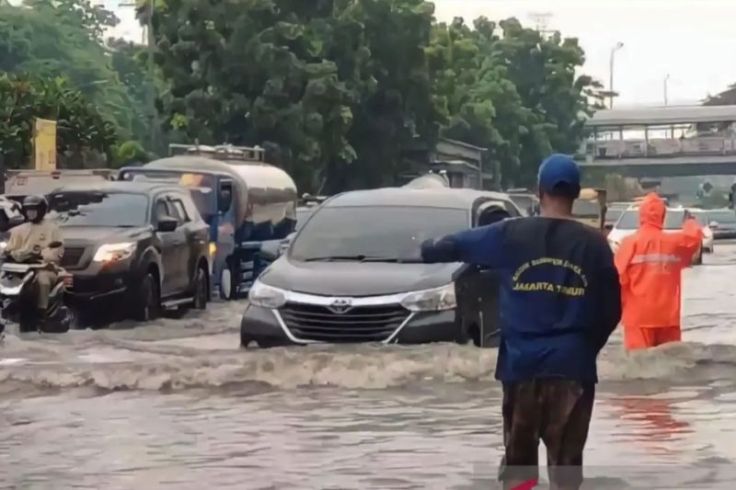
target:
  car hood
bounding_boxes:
[59,225,151,245]
[260,257,464,297]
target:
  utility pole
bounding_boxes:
[608,41,625,109]
[664,74,670,106]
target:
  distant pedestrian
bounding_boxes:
[614,193,702,350]
[421,154,621,490]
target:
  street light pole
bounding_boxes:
[608,41,624,109]
[664,74,670,106]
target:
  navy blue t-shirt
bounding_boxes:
[422,217,621,384]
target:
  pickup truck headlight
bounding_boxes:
[248,280,287,309]
[93,242,136,263]
[400,283,457,312]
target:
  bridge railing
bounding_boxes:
[579,135,736,160]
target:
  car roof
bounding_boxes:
[48,181,186,195]
[323,187,514,210]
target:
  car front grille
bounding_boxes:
[60,247,85,268]
[278,302,410,343]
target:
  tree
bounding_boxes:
[0,0,151,148]
[0,73,118,169]
[147,0,443,192]
[428,16,602,188]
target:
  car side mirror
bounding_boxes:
[157,216,178,232]
[260,240,283,261]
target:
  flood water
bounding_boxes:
[3,246,736,489]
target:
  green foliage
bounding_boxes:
[149,2,600,191]
[0,0,154,150]
[148,0,443,191]
[0,73,118,168]
[429,17,602,188]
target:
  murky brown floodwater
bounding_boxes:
[3,244,736,489]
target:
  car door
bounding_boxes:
[169,194,207,290]
[153,194,186,296]
[455,199,514,347]
[164,194,196,292]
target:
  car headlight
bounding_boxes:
[0,241,6,251]
[93,242,136,263]
[400,283,457,312]
[248,280,287,309]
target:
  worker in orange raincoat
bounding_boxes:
[614,193,703,350]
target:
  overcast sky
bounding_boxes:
[434,0,736,107]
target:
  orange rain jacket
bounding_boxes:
[614,193,703,330]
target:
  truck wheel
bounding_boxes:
[693,248,703,265]
[193,266,208,310]
[133,272,160,321]
[218,260,239,300]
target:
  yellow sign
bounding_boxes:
[511,257,589,297]
[33,118,57,171]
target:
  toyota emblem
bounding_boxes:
[328,298,353,314]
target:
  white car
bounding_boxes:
[688,209,714,254]
[608,205,704,264]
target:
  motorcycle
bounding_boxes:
[0,242,74,333]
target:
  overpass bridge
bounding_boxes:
[576,105,736,177]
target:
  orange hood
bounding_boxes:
[639,193,665,230]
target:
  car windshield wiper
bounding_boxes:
[303,255,419,263]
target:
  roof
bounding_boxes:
[323,187,513,209]
[587,105,736,127]
[49,181,184,195]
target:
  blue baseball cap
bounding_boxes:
[537,154,581,197]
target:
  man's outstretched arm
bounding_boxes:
[421,222,506,268]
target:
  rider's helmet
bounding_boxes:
[22,195,48,224]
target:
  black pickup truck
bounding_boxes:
[47,181,211,322]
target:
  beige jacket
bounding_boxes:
[6,220,64,264]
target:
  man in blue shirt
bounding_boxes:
[421,154,621,490]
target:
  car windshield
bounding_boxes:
[708,210,736,224]
[510,195,534,211]
[48,192,149,227]
[605,207,624,222]
[690,211,707,226]
[290,205,470,262]
[295,207,315,231]
[615,208,685,230]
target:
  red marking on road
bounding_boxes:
[511,479,538,490]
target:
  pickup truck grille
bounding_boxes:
[60,247,85,268]
[279,302,409,343]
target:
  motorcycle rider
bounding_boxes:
[4,195,64,328]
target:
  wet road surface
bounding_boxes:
[3,244,736,488]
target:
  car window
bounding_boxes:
[291,205,470,262]
[48,192,149,227]
[615,208,685,230]
[155,199,170,222]
[170,198,190,224]
[708,210,736,224]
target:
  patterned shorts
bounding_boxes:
[498,379,595,490]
